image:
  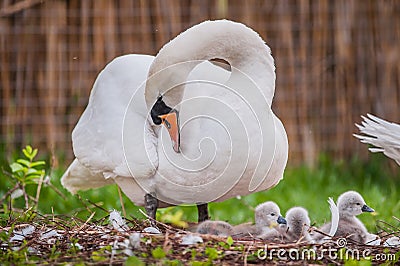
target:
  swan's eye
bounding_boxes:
[356,203,361,206]
[270,213,275,216]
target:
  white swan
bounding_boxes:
[354,113,400,165]
[61,20,288,222]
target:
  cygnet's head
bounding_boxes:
[285,207,311,237]
[196,221,234,237]
[337,191,374,218]
[255,201,287,228]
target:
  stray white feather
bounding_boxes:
[10,225,35,242]
[129,232,142,249]
[109,210,127,232]
[143,227,161,234]
[181,234,203,245]
[365,233,381,246]
[40,229,61,240]
[384,236,400,247]
[327,197,339,237]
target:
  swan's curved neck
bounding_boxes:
[145,20,276,109]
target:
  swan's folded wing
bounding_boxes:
[61,158,114,194]
[71,54,158,180]
[354,113,400,165]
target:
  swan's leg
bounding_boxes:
[197,203,209,222]
[145,192,158,227]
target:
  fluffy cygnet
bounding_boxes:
[261,207,312,243]
[195,220,234,237]
[314,191,374,244]
[284,207,313,242]
[232,201,286,238]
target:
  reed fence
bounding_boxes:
[1,0,399,166]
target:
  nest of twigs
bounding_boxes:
[1,211,399,265]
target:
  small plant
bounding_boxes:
[1,145,46,210]
[151,246,166,259]
[157,208,189,228]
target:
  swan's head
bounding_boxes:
[337,191,374,218]
[285,207,310,235]
[150,95,180,153]
[145,54,191,154]
[255,201,286,228]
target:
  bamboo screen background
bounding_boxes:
[1,0,399,166]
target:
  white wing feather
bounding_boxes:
[327,197,339,237]
[354,113,400,165]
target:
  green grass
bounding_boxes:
[1,152,399,232]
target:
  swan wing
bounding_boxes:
[66,55,157,192]
[354,113,400,165]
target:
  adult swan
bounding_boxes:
[61,20,289,223]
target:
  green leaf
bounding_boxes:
[205,247,219,260]
[151,246,166,259]
[27,168,40,175]
[17,159,31,168]
[30,161,45,167]
[31,148,38,159]
[191,248,197,259]
[91,251,107,262]
[191,262,210,266]
[25,145,33,154]
[25,176,42,183]
[226,236,234,246]
[10,162,24,173]
[164,259,183,266]
[125,256,145,266]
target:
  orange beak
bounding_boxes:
[158,111,180,153]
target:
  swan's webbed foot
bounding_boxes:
[197,203,209,222]
[145,192,158,227]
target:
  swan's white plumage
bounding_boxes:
[62,20,288,207]
[73,55,157,179]
[354,113,400,165]
[61,158,114,193]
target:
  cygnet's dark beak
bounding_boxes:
[277,215,287,225]
[361,204,374,213]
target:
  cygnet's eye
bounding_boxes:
[356,203,361,206]
[270,213,276,216]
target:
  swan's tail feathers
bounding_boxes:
[354,113,400,165]
[327,197,339,237]
[61,159,114,194]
